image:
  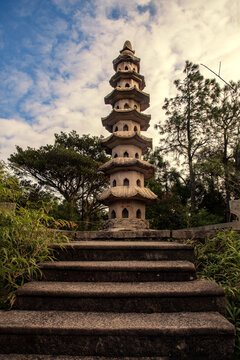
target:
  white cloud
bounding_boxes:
[1,0,240,161]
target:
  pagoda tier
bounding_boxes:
[101,131,152,155]
[104,87,150,112]
[98,186,157,205]
[110,71,146,90]
[99,158,155,179]
[102,109,151,132]
[98,40,157,230]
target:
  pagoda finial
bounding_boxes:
[120,40,135,54]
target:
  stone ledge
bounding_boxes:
[103,218,150,230]
[0,356,169,360]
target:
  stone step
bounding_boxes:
[15,280,226,314]
[40,260,196,282]
[0,310,235,359]
[51,241,194,262]
[0,356,168,360]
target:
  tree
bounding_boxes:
[144,149,190,229]
[207,81,240,220]
[155,61,219,215]
[9,131,109,229]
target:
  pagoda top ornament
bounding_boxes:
[121,40,134,53]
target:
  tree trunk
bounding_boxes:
[223,131,231,222]
[186,88,196,215]
[189,162,197,214]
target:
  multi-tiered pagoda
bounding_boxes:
[98,40,157,229]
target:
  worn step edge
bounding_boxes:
[51,241,193,249]
[0,311,235,335]
[0,356,169,360]
[16,280,224,297]
[39,260,195,271]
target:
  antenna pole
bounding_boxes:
[200,63,235,91]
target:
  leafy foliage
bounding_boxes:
[189,230,240,357]
[8,131,110,230]
[0,166,70,308]
[156,61,219,214]
[155,62,240,223]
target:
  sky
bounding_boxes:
[0,0,240,161]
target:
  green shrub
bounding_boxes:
[0,206,69,308]
[0,165,70,308]
[189,230,240,358]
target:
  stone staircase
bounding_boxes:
[0,235,235,359]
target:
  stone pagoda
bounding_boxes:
[98,40,157,229]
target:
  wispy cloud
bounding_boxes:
[0,0,240,160]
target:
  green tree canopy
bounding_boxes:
[9,131,109,228]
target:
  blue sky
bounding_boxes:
[0,0,240,160]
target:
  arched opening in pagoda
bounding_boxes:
[116,105,119,109]
[122,208,129,218]
[125,66,128,70]
[115,126,118,131]
[112,179,117,187]
[134,104,137,109]
[136,179,141,186]
[134,126,137,132]
[136,209,141,219]
[124,151,129,158]
[111,210,116,219]
[114,153,118,158]
[124,103,130,109]
[135,153,139,159]
[125,83,130,87]
[123,178,129,186]
[123,124,128,131]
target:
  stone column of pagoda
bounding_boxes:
[98,40,157,230]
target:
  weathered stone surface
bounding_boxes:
[52,225,240,242]
[51,241,194,262]
[72,229,171,240]
[0,311,235,359]
[0,229,236,358]
[15,280,226,314]
[172,222,240,240]
[103,218,150,230]
[229,199,240,221]
[39,260,196,282]
[0,356,169,360]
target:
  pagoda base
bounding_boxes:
[103,218,149,230]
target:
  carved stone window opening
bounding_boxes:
[123,178,129,186]
[122,208,129,218]
[136,209,141,219]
